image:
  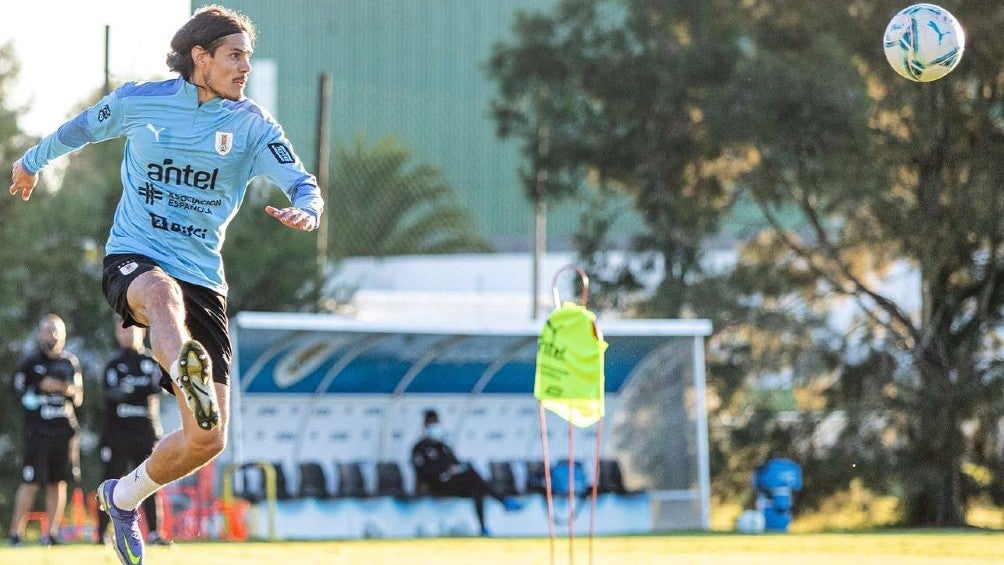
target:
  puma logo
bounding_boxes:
[146,123,165,142]
[927,21,947,44]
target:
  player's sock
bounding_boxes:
[113,460,162,511]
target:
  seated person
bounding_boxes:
[411,409,522,536]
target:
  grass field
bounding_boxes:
[2,531,1004,565]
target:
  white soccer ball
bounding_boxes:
[736,509,765,534]
[883,4,965,82]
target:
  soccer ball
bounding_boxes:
[883,4,965,82]
[736,509,765,534]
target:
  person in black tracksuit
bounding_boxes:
[96,321,170,546]
[411,409,523,536]
[7,314,82,547]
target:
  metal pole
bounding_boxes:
[314,73,332,309]
[103,26,111,95]
[531,125,550,319]
[693,334,712,529]
[532,197,546,319]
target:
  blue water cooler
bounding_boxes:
[753,457,802,532]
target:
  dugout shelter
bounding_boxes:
[222,311,712,538]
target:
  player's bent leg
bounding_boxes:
[145,382,229,485]
[124,270,188,370]
[124,271,224,431]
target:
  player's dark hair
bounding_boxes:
[423,409,439,426]
[167,4,257,80]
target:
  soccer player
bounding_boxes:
[8,6,323,564]
[97,320,170,546]
[7,314,83,547]
[411,409,524,536]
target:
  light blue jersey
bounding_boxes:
[21,77,324,294]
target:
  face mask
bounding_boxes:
[426,423,444,441]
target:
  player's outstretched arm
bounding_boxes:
[9,159,39,201]
[265,205,318,231]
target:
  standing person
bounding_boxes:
[97,320,170,547]
[7,314,83,547]
[7,5,323,563]
[411,409,523,537]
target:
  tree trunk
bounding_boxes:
[903,358,967,526]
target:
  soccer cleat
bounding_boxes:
[97,479,144,565]
[7,534,21,547]
[502,496,525,512]
[175,340,219,430]
[147,531,173,546]
[41,534,61,546]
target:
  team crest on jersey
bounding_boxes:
[215,131,234,156]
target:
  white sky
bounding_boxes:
[0,0,192,136]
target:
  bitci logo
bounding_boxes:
[149,213,208,239]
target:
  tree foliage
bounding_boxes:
[227,135,494,311]
[326,136,492,258]
[490,0,1004,526]
[725,0,1004,527]
[0,49,119,519]
[488,0,745,315]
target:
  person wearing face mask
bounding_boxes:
[7,314,83,547]
[96,319,171,547]
[410,409,524,536]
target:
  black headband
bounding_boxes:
[205,26,244,47]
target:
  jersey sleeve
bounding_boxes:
[143,356,163,396]
[12,360,30,400]
[68,354,84,407]
[103,360,128,402]
[20,87,129,174]
[249,119,325,222]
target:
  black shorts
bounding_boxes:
[102,253,231,389]
[21,428,73,484]
[100,429,158,480]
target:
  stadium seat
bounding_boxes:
[413,477,433,496]
[524,460,546,494]
[335,462,368,498]
[488,461,519,497]
[249,461,293,501]
[597,459,627,494]
[297,461,330,499]
[374,461,408,497]
[235,462,291,502]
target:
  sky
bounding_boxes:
[0,0,192,136]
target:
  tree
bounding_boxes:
[326,136,492,258]
[488,0,746,316]
[225,136,492,312]
[490,0,1004,526]
[222,179,321,312]
[716,0,1004,526]
[0,46,122,521]
[0,41,40,525]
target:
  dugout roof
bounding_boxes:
[232,312,712,396]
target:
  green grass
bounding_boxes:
[3,531,1004,565]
